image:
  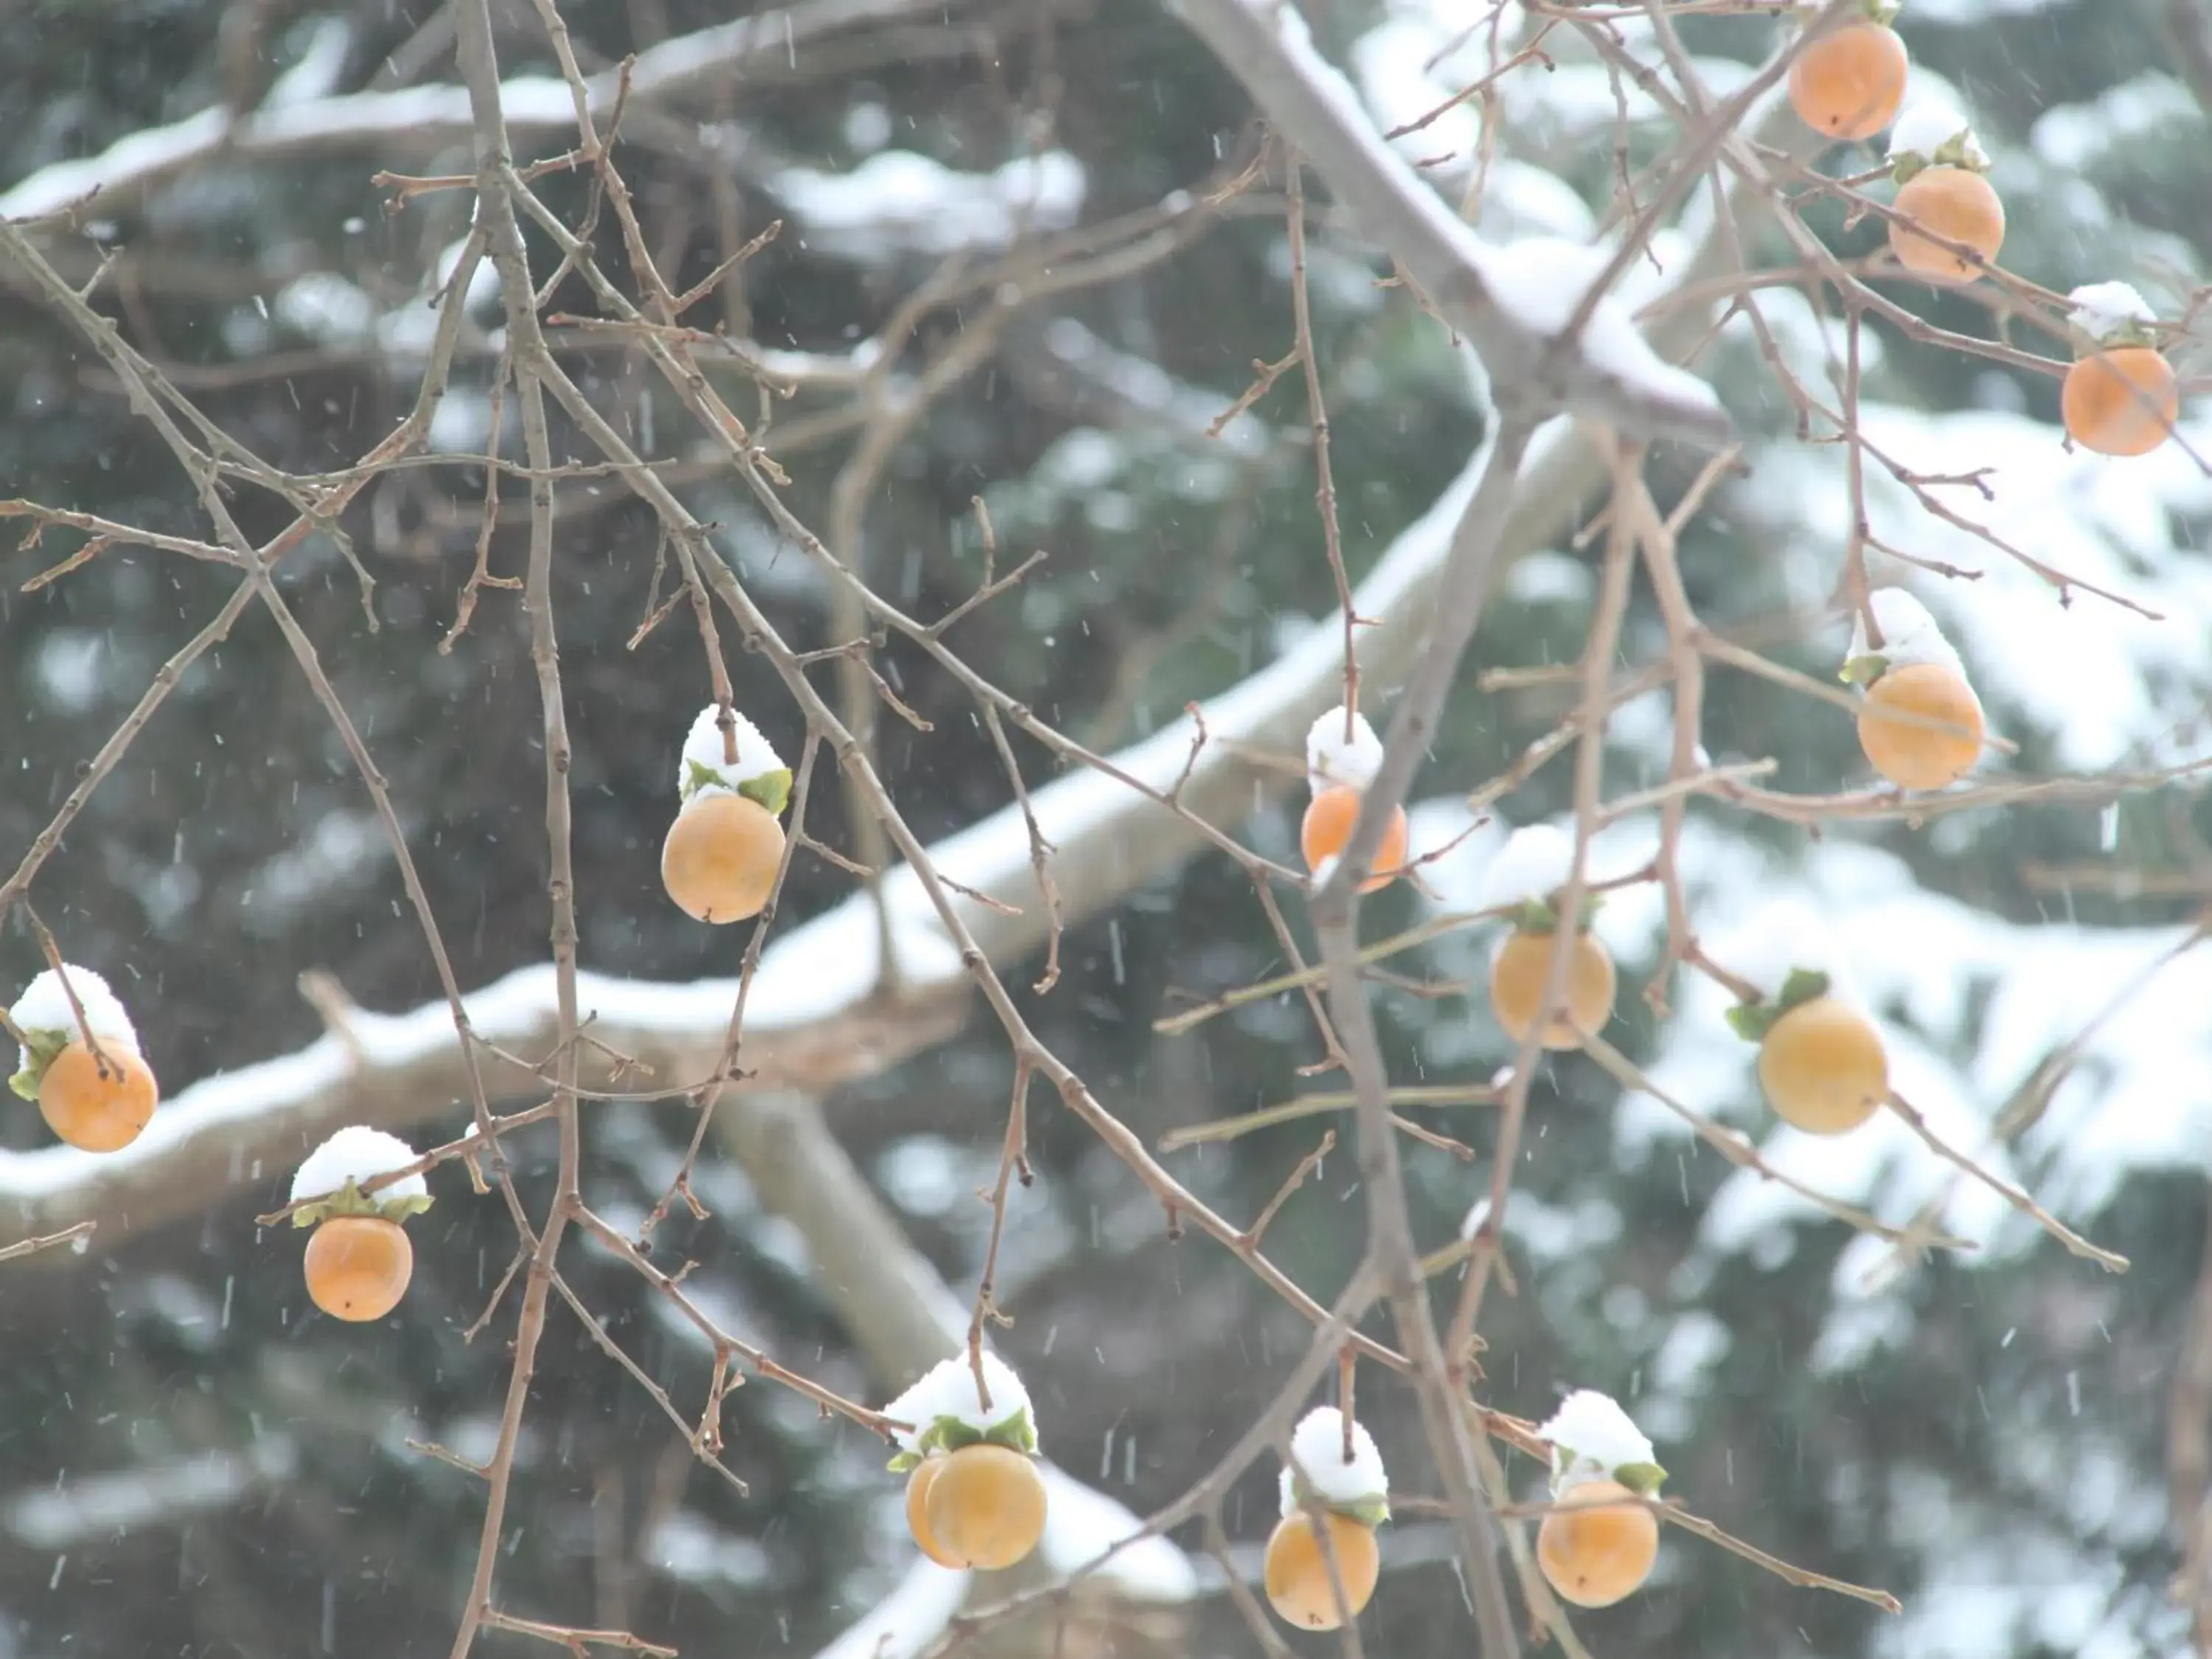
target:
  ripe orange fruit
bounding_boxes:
[1489,928,1616,1051]
[304,1214,415,1322]
[38,1040,158,1153]
[1889,166,2005,285]
[1857,661,1983,790]
[1757,995,1888,1135]
[661,791,786,923]
[2062,347,2178,458]
[904,1455,965,1568]
[1301,787,1410,894]
[1788,21,1908,141]
[1262,1510,1381,1630]
[1537,1480,1659,1609]
[922,1444,1048,1571]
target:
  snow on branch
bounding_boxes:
[0,72,1800,1259]
[0,445,1493,1251]
[1165,0,1733,448]
[0,0,961,226]
[0,35,1804,1259]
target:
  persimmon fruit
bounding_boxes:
[1537,1480,1659,1609]
[1788,21,1908,141]
[904,1455,965,1568]
[304,1214,414,1322]
[1301,787,1410,893]
[661,791,785,923]
[1857,662,1983,790]
[1490,928,1616,1051]
[2062,347,2178,458]
[1262,1510,1381,1630]
[1758,995,1888,1135]
[922,1443,1048,1571]
[37,1040,158,1153]
[1889,167,2005,285]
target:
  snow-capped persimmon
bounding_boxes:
[1489,927,1616,1051]
[661,791,786,923]
[303,1214,415,1322]
[904,1455,964,1568]
[2063,347,2178,458]
[1537,1480,1660,1609]
[1890,165,2005,285]
[1758,995,1889,1136]
[36,1040,158,1153]
[1857,661,1983,790]
[1301,786,1410,893]
[1263,1510,1381,1630]
[1788,20,1909,141]
[922,1443,1048,1571]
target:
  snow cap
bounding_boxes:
[1539,1389,1665,1497]
[7,964,145,1103]
[2067,282,2158,348]
[1460,1197,1494,1242]
[1279,1407,1390,1523]
[678,704,790,813]
[289,1125,431,1225]
[1307,706,1385,795]
[1846,587,1965,681]
[1722,896,1866,1015]
[9,965,139,1057]
[883,1352,1038,1464]
[1888,101,1988,169]
[1475,822,1578,915]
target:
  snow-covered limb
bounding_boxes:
[3,10,1810,1253]
[0,938,972,1250]
[0,0,992,226]
[768,151,1085,264]
[1279,1407,1390,1523]
[1164,0,1732,448]
[809,1557,970,1659]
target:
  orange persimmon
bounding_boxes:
[1890,166,2005,285]
[1789,21,1909,141]
[1758,995,1889,1136]
[304,1214,415,1322]
[37,1040,158,1153]
[904,1455,965,1568]
[1301,786,1410,894]
[922,1443,1048,1571]
[2062,347,2178,458]
[1537,1480,1659,1609]
[1263,1510,1381,1630]
[1857,661,1983,790]
[661,791,786,923]
[1489,928,1617,1051]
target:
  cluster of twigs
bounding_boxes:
[4,1,2208,1656]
